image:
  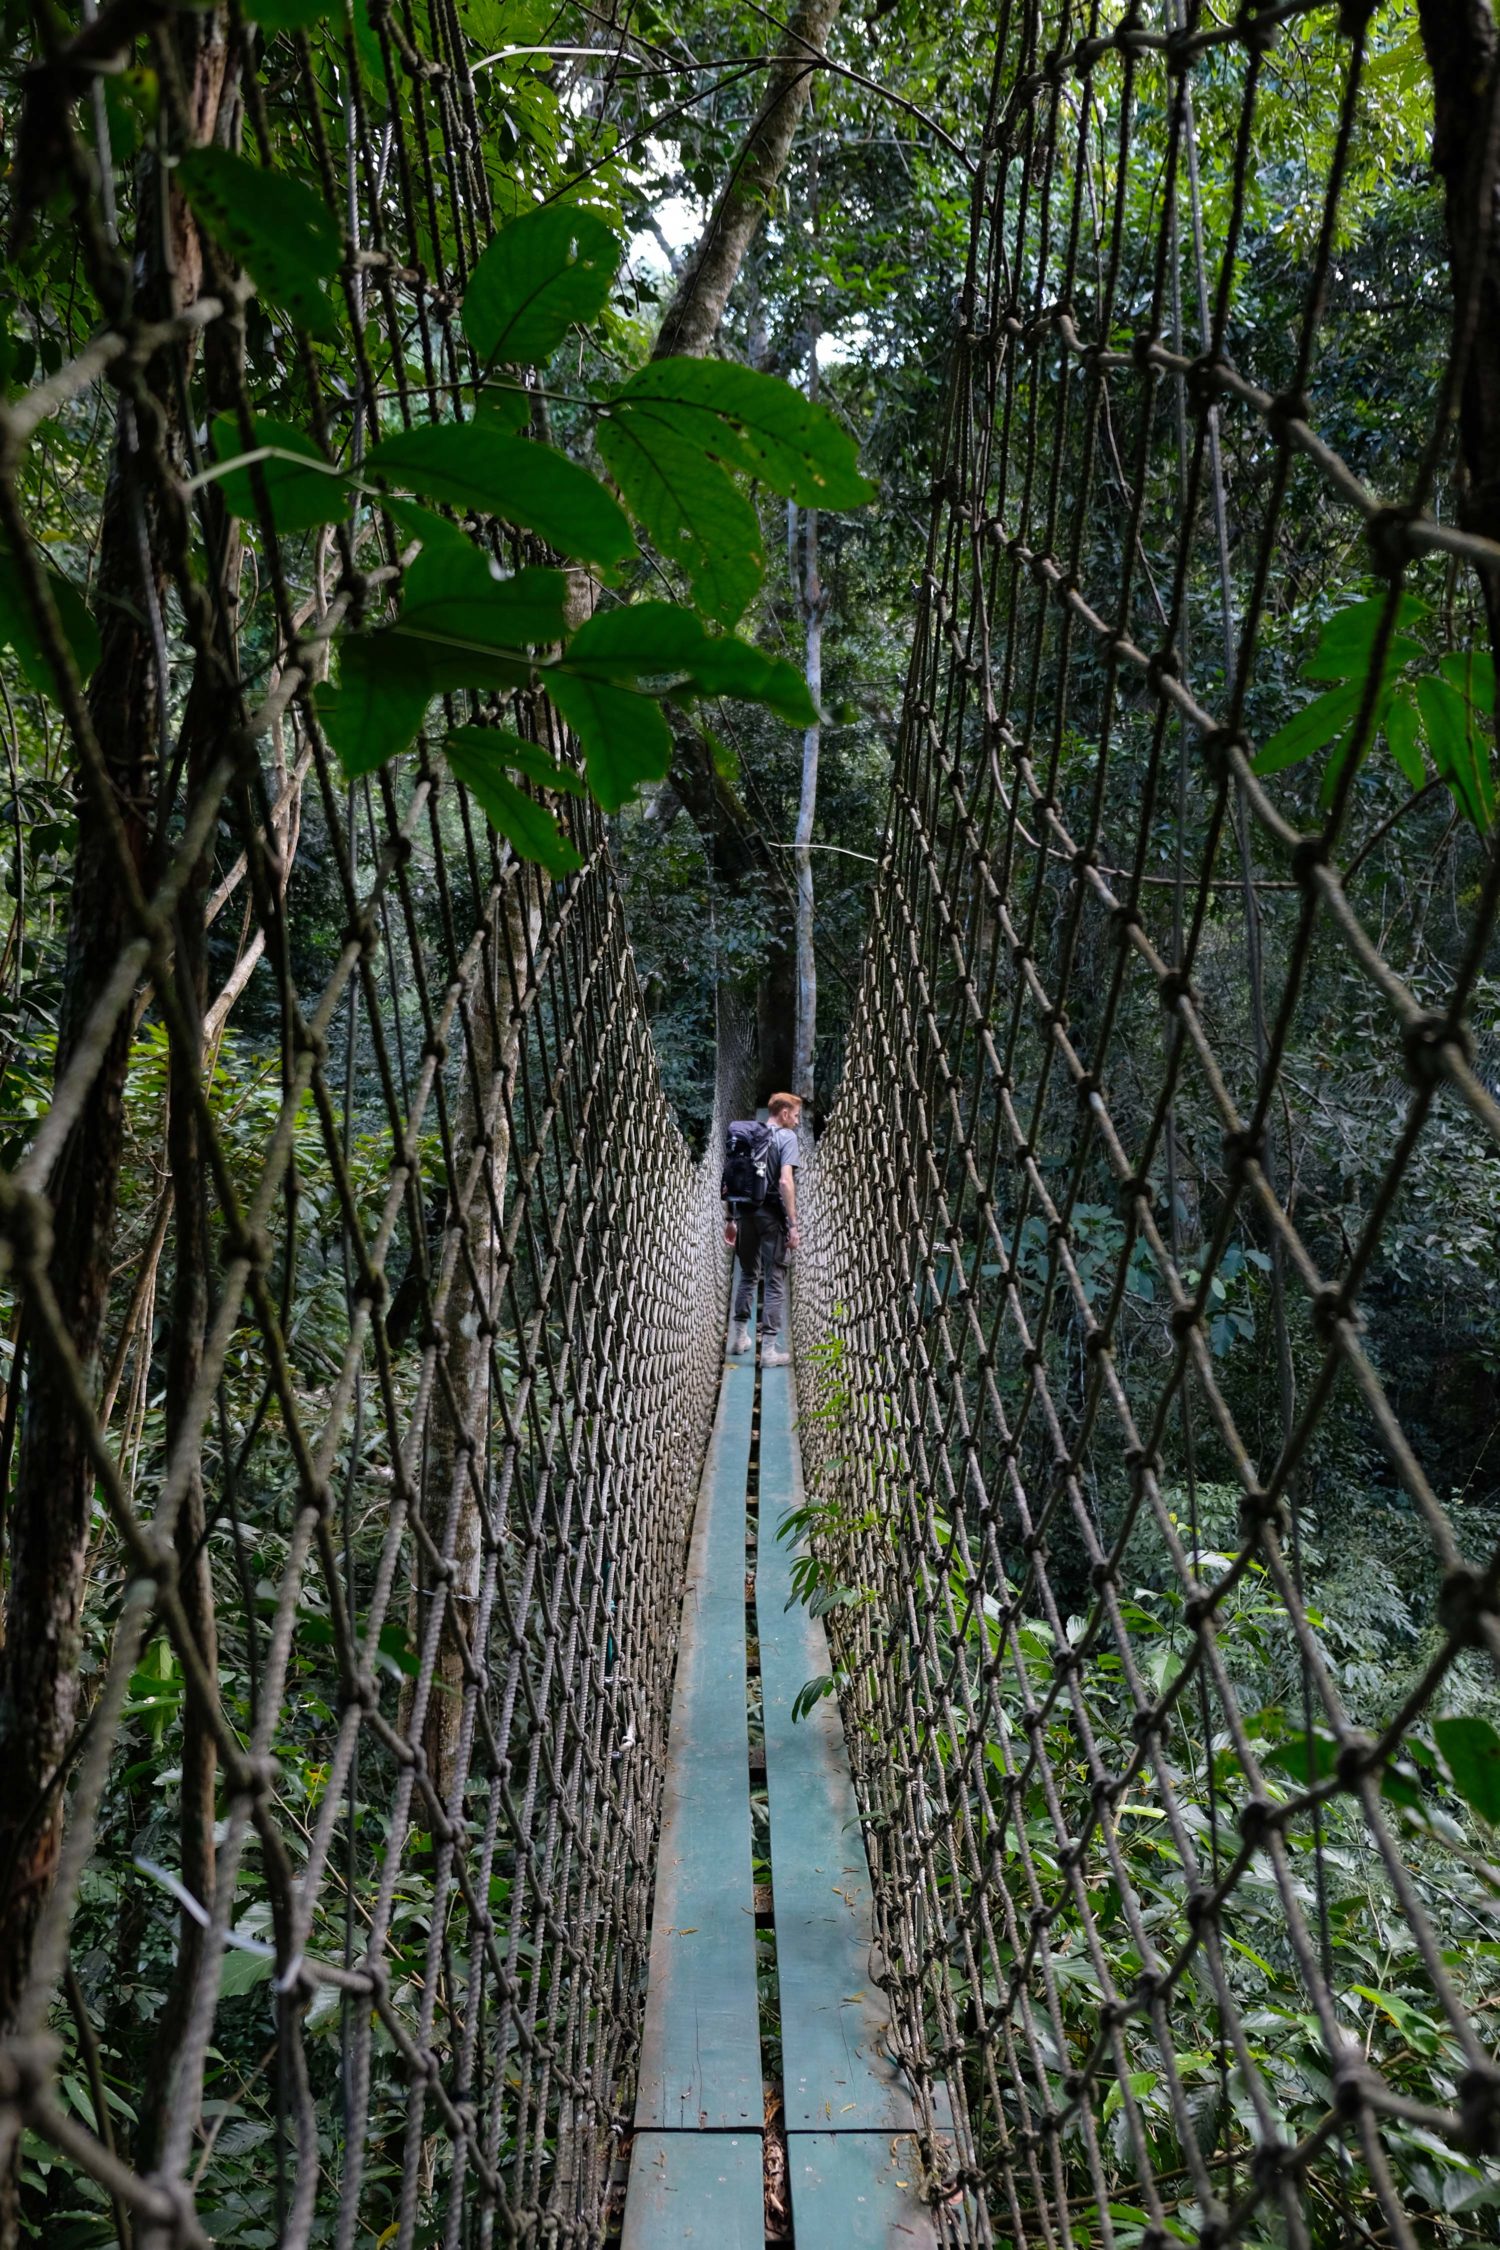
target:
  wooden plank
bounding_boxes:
[632,1348,761,2131]
[621,2132,764,2250]
[756,1363,920,2134]
[786,2131,939,2249]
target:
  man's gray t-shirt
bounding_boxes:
[770,1124,799,1214]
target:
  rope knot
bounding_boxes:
[223,1223,271,1274]
[1401,1008,1470,1090]
[1237,1792,1275,1848]
[1310,1280,1358,1342]
[1365,503,1420,578]
[1239,1484,1287,1537]
[1438,1565,1499,1648]
[1164,23,1196,73]
[1221,1126,1263,1178]
[1184,351,1224,405]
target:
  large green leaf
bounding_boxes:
[1417,673,1494,832]
[1434,1715,1500,1824]
[178,147,341,338]
[475,384,531,435]
[315,662,431,776]
[0,532,100,693]
[380,497,477,558]
[445,727,583,877]
[1319,686,1393,808]
[209,413,350,531]
[1301,593,1426,682]
[565,601,815,724]
[365,423,633,565]
[322,549,556,773]
[394,545,569,660]
[595,413,763,624]
[1383,681,1424,787]
[496,739,586,796]
[462,205,620,365]
[1252,681,1362,777]
[604,360,873,509]
[1438,647,1496,719]
[545,671,672,811]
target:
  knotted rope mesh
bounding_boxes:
[794,1,1500,2243]
[0,7,729,2245]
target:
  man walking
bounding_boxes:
[723,1092,801,1365]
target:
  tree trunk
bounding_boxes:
[649,1,842,1094]
[0,21,232,2228]
[791,285,826,1109]
[651,0,844,362]
[1417,0,1500,666]
[792,502,823,1108]
[136,328,245,2172]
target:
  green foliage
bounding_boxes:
[208,413,352,531]
[443,726,583,877]
[1433,1715,1500,1825]
[176,147,342,338]
[178,195,870,869]
[597,409,765,624]
[1253,595,1495,828]
[461,204,620,365]
[791,1336,1500,2243]
[0,533,99,689]
[598,361,872,624]
[364,422,634,567]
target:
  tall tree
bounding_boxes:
[649,0,845,1090]
[653,0,844,361]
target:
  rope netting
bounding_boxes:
[0,6,731,2244]
[794,2,1500,2244]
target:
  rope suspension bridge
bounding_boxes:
[1,2,1498,2247]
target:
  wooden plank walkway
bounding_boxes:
[623,1332,936,2248]
[631,1340,761,2139]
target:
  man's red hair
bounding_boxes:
[767,1091,801,1118]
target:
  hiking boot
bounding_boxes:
[727,1321,751,1356]
[762,1339,791,1367]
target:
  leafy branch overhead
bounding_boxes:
[185,201,864,870]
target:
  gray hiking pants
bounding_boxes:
[731,1205,789,1338]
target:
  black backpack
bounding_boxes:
[721,1118,777,1208]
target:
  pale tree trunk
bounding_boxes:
[792,249,826,1109]
[649,2,843,1094]
[652,0,844,362]
[792,496,824,1108]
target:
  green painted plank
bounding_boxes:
[756,1363,920,2133]
[633,1349,761,2131]
[621,2132,764,2249]
[786,2131,938,2249]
